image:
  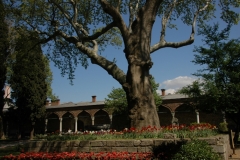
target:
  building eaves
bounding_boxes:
[46,101,105,109]
[161,94,188,100]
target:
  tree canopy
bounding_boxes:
[9,29,48,139]
[4,0,239,129]
[178,23,240,142]
[179,24,240,112]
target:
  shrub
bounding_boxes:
[172,139,221,160]
[218,122,228,133]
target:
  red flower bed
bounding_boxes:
[1,152,154,160]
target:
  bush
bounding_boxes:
[172,139,221,160]
[218,122,228,133]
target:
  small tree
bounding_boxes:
[10,29,47,139]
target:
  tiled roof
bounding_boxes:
[46,101,105,109]
[161,94,188,100]
[46,94,189,109]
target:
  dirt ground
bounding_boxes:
[229,145,240,160]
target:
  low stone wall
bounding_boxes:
[24,134,230,160]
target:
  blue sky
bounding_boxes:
[50,11,240,104]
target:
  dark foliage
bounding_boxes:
[9,29,47,138]
[0,0,9,139]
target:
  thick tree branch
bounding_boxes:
[128,0,139,32]
[83,22,116,41]
[90,53,127,85]
[57,30,79,43]
[160,0,177,44]
[70,0,78,23]
[56,29,126,85]
[116,0,121,11]
[99,0,129,42]
[150,1,211,53]
[73,42,126,85]
[128,1,134,32]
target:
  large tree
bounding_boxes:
[5,0,239,129]
[10,29,48,139]
[0,0,10,139]
[178,23,240,143]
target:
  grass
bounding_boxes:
[0,145,21,158]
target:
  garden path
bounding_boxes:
[229,146,240,160]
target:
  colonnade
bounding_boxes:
[45,114,113,133]
[170,110,200,125]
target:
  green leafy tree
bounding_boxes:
[178,23,240,143]
[105,88,128,114]
[0,0,9,139]
[10,29,48,139]
[5,0,239,129]
[105,77,162,115]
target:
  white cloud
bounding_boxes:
[158,76,197,94]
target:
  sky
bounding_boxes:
[49,9,240,104]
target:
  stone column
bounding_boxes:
[195,110,200,124]
[59,118,63,133]
[75,117,78,132]
[109,114,113,129]
[109,115,113,124]
[45,119,48,133]
[222,110,226,123]
[91,116,95,125]
[171,111,175,125]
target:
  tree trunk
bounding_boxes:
[0,116,5,139]
[29,125,34,140]
[123,9,160,130]
[233,111,240,144]
[124,75,160,130]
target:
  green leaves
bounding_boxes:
[172,140,221,160]
[105,87,128,113]
[9,29,48,123]
[179,23,240,114]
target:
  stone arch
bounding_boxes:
[175,103,195,125]
[158,105,172,126]
[86,109,100,117]
[54,111,66,118]
[78,110,91,129]
[47,113,59,133]
[163,103,183,112]
[102,109,114,115]
[69,110,82,118]
[160,105,173,112]
[94,109,110,125]
[62,112,74,132]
